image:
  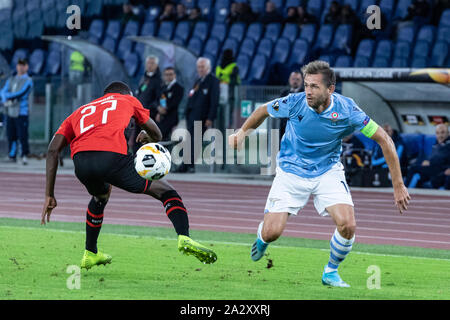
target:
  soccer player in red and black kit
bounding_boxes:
[40,81,217,269]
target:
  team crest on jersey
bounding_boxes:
[273,100,279,111]
[331,112,339,119]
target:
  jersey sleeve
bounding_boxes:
[54,115,75,143]
[266,94,296,118]
[130,96,150,124]
[348,99,379,138]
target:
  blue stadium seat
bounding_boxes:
[27,10,44,39]
[89,19,105,41]
[313,24,334,52]
[236,53,251,80]
[203,37,221,60]
[45,50,61,75]
[430,41,448,67]
[393,0,411,20]
[298,24,317,44]
[391,57,409,67]
[353,56,370,67]
[264,23,282,43]
[198,0,214,19]
[146,6,161,22]
[55,0,70,28]
[437,27,450,44]
[413,40,431,60]
[134,42,147,58]
[285,0,301,9]
[307,0,323,19]
[10,49,29,69]
[248,54,268,84]
[393,41,411,61]
[271,38,291,65]
[334,55,353,67]
[140,21,157,36]
[157,21,175,41]
[187,37,204,56]
[355,39,375,61]
[123,20,140,37]
[343,0,360,12]
[416,25,436,45]
[181,0,197,9]
[379,0,395,20]
[86,0,103,17]
[42,0,57,27]
[289,39,310,69]
[117,37,134,60]
[124,51,139,77]
[29,49,46,75]
[323,0,342,12]
[319,54,336,66]
[375,39,393,61]
[228,23,247,43]
[372,56,390,67]
[272,0,285,12]
[257,38,274,59]
[439,9,450,28]
[203,53,216,69]
[281,23,299,43]
[210,23,228,44]
[214,0,231,23]
[246,23,264,43]
[397,25,416,44]
[221,37,240,57]
[359,0,378,17]
[411,57,427,68]
[105,20,122,41]
[173,21,192,45]
[239,38,257,58]
[102,37,117,54]
[250,0,266,14]
[192,21,209,42]
[0,27,13,50]
[88,35,101,45]
[12,8,27,39]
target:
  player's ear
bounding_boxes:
[328,84,335,95]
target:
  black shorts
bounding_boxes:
[73,151,151,196]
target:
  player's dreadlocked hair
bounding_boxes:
[103,81,132,95]
[301,60,336,88]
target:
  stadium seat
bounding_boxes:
[124,51,140,78]
[334,55,353,67]
[313,24,334,53]
[246,23,264,43]
[343,0,359,12]
[140,21,157,36]
[239,38,257,59]
[247,54,268,84]
[236,53,251,80]
[86,0,103,17]
[210,22,228,44]
[55,0,70,28]
[289,39,310,69]
[102,37,117,54]
[375,39,393,61]
[89,19,105,41]
[393,0,412,20]
[437,27,450,44]
[44,50,61,75]
[439,9,450,28]
[264,23,282,43]
[416,25,436,45]
[281,23,299,43]
[306,0,323,19]
[203,37,221,60]
[157,21,175,41]
[379,0,395,20]
[12,8,27,39]
[372,56,390,67]
[214,0,231,23]
[430,41,449,67]
[393,41,411,60]
[27,10,44,39]
[187,37,204,56]
[181,0,197,9]
[42,0,57,27]
[285,0,301,9]
[413,40,431,60]
[397,25,416,44]
[134,42,147,58]
[198,0,214,19]
[173,21,192,46]
[411,57,427,68]
[271,38,291,65]
[257,38,274,59]
[355,39,375,61]
[391,57,409,67]
[192,21,209,42]
[10,49,29,69]
[228,23,247,43]
[272,0,285,12]
[298,24,317,44]
[221,37,240,57]
[250,0,265,14]
[123,20,140,37]
[117,37,134,61]
[146,6,161,22]
[29,49,46,75]
[105,20,122,41]
[319,54,336,66]
[353,56,370,67]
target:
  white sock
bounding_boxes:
[257,221,267,243]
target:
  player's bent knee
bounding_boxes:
[262,224,284,242]
[340,222,356,239]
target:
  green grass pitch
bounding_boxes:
[0,218,449,300]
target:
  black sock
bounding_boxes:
[161,190,189,236]
[85,197,107,254]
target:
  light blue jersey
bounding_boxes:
[267,92,371,178]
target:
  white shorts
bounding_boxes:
[264,163,354,216]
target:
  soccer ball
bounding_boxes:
[134,143,171,180]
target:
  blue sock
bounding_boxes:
[325,229,354,273]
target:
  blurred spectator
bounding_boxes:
[405,124,450,189]
[284,7,299,23]
[175,3,188,22]
[259,1,283,24]
[371,124,408,175]
[227,2,240,24]
[156,67,184,141]
[159,2,176,21]
[339,4,359,26]
[121,2,141,26]
[188,7,204,25]
[324,1,341,26]
[227,2,256,24]
[179,57,219,173]
[0,59,33,165]
[279,71,304,140]
[403,0,430,21]
[296,6,317,25]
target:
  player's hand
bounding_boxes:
[41,196,57,225]
[228,130,245,150]
[393,183,410,214]
[136,130,151,144]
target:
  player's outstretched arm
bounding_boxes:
[137,118,163,144]
[228,103,269,149]
[370,127,411,214]
[42,134,68,225]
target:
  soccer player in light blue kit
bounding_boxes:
[229,61,411,287]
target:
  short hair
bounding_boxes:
[197,57,211,71]
[103,81,132,95]
[164,66,175,72]
[17,58,28,65]
[301,60,336,87]
[146,55,159,65]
